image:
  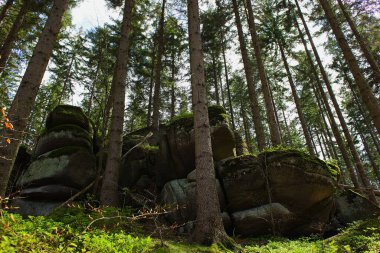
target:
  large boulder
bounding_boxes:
[335,189,380,225]
[160,178,226,224]
[45,105,93,136]
[217,149,338,236]
[17,147,96,191]
[33,124,93,158]
[164,106,236,181]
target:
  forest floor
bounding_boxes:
[0,203,379,253]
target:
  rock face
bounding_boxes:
[14,105,97,216]
[160,150,338,237]
[216,151,338,236]
[11,105,347,238]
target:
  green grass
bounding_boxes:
[0,206,379,253]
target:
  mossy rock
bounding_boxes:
[167,106,229,130]
[45,105,93,135]
[33,124,93,158]
[16,146,96,189]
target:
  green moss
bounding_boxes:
[258,145,340,181]
[140,144,159,151]
[39,124,93,142]
[219,154,259,177]
[168,112,194,129]
[168,106,229,130]
[46,105,93,134]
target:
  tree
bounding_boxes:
[244,0,281,146]
[151,0,166,131]
[0,0,14,26]
[187,0,230,245]
[0,0,71,196]
[100,0,135,206]
[317,0,380,135]
[231,0,266,150]
[337,0,380,85]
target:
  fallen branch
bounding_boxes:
[56,177,103,209]
[338,184,380,196]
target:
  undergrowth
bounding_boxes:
[0,205,379,253]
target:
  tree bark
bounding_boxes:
[360,133,380,183]
[278,39,315,155]
[221,35,235,130]
[317,0,380,135]
[0,0,14,26]
[187,0,230,245]
[0,0,30,75]
[281,108,292,146]
[146,37,157,127]
[170,51,176,119]
[337,0,380,84]
[151,0,166,131]
[242,103,253,153]
[212,54,220,105]
[100,0,134,206]
[232,0,266,150]
[245,0,281,146]
[295,11,360,188]
[0,0,70,196]
[296,1,377,203]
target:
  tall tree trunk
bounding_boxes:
[232,0,266,150]
[0,0,30,75]
[242,103,253,153]
[296,2,377,203]
[245,0,281,146]
[221,35,235,130]
[170,52,176,119]
[151,0,166,131]
[278,39,315,155]
[0,0,14,26]
[317,0,380,135]
[146,38,157,127]
[308,126,318,156]
[342,68,380,154]
[100,0,134,206]
[0,0,70,196]
[57,56,75,105]
[360,133,380,183]
[315,130,326,160]
[281,108,292,146]
[337,0,380,84]
[187,0,230,245]
[295,15,359,188]
[212,54,220,105]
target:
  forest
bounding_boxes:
[0,0,379,252]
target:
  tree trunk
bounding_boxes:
[151,0,166,131]
[221,35,235,130]
[212,54,220,105]
[242,103,253,153]
[0,0,70,197]
[57,55,75,104]
[232,0,266,150]
[360,133,380,183]
[317,0,380,135]
[0,0,30,75]
[170,52,176,119]
[337,0,380,84]
[245,0,281,146]
[278,39,315,155]
[187,0,230,245]
[0,0,14,26]
[281,108,292,146]
[296,1,377,203]
[295,13,360,188]
[146,38,157,127]
[100,0,134,206]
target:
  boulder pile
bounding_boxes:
[14,105,97,216]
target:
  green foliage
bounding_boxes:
[0,206,152,253]
[167,112,193,129]
[0,207,379,252]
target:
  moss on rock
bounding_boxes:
[45,105,93,135]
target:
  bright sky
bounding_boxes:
[71,0,120,30]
